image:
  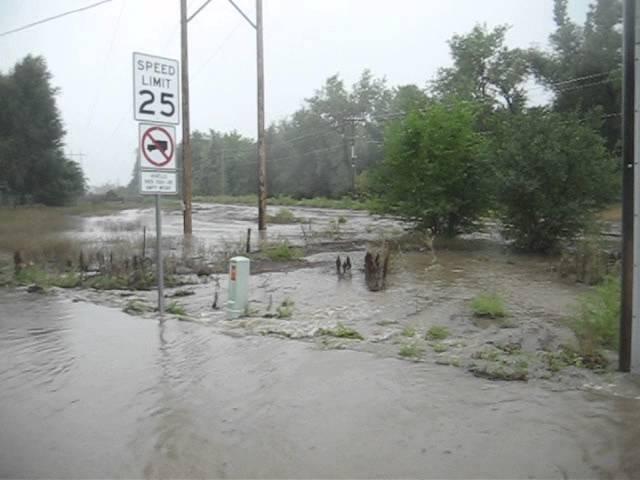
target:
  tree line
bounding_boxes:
[151,0,619,252]
[0,55,85,206]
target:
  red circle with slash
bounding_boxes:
[141,126,174,167]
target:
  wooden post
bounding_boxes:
[256,0,267,233]
[181,0,193,236]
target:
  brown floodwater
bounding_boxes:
[1,288,640,479]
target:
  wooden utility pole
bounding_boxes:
[256,0,267,232]
[180,0,193,235]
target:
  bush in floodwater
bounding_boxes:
[166,301,187,316]
[471,293,506,318]
[317,322,364,340]
[276,298,295,319]
[267,208,299,224]
[399,342,424,359]
[572,276,620,355]
[426,325,449,341]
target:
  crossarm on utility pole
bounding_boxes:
[187,0,214,22]
[227,0,256,29]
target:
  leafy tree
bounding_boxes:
[529,0,622,150]
[373,101,491,236]
[433,24,529,114]
[0,55,85,205]
[492,109,616,252]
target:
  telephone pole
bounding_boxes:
[180,0,193,235]
[256,0,267,232]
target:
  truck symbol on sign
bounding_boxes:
[147,140,168,153]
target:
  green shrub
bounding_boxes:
[572,276,620,354]
[471,293,506,318]
[426,325,449,341]
[371,102,492,236]
[493,110,616,252]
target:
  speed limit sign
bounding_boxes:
[132,52,180,125]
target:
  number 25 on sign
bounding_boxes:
[132,52,180,125]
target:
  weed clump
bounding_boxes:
[401,326,416,337]
[426,325,449,341]
[166,301,187,316]
[123,299,150,315]
[317,322,364,340]
[276,298,295,319]
[399,343,424,359]
[471,293,506,318]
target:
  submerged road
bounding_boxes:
[0,290,638,479]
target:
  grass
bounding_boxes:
[426,325,449,341]
[261,241,303,261]
[398,343,425,359]
[317,322,364,340]
[276,298,295,319]
[194,194,371,211]
[471,293,507,318]
[166,301,187,316]
[14,266,82,289]
[572,276,620,355]
[401,326,416,337]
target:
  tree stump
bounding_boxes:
[364,246,390,291]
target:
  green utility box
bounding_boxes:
[226,256,250,319]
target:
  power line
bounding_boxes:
[83,0,126,134]
[0,0,113,37]
[192,18,243,79]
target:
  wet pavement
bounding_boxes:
[1,289,640,478]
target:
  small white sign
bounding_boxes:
[140,170,177,195]
[139,123,176,170]
[133,52,180,125]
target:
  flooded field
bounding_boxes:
[2,203,640,478]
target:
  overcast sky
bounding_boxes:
[0,0,590,187]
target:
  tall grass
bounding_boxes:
[572,276,620,354]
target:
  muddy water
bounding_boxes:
[79,203,405,250]
[1,290,639,478]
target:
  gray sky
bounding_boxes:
[0,0,590,187]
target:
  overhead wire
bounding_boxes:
[0,0,113,37]
[83,0,126,134]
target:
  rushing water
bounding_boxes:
[1,289,639,478]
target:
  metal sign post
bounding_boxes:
[133,52,180,316]
[155,194,164,315]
